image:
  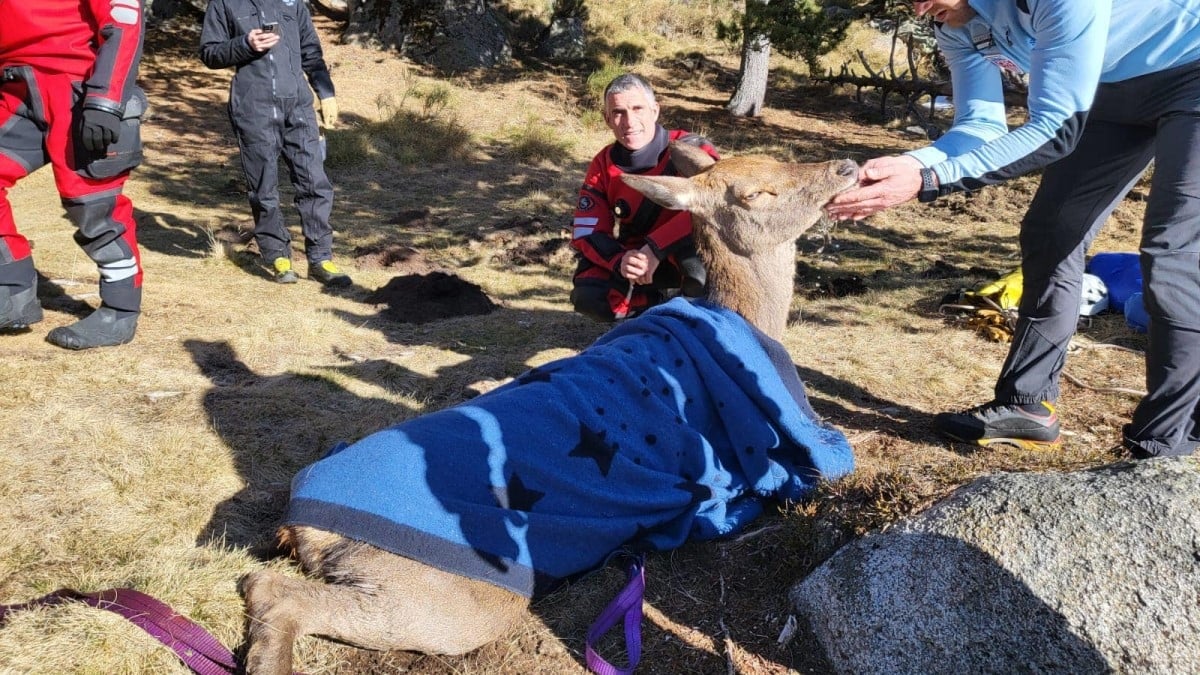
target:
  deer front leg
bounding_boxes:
[241,570,302,675]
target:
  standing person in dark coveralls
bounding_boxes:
[0,0,147,349]
[826,0,1200,459]
[200,0,350,286]
[570,73,718,322]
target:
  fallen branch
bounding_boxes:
[1061,371,1146,398]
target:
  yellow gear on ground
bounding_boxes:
[966,308,1015,343]
[966,267,1023,310]
[939,268,1023,343]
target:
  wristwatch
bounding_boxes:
[918,167,949,203]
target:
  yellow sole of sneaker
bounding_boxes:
[976,436,1063,451]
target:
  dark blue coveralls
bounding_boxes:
[199,0,335,265]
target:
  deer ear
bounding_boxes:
[668,141,717,177]
[621,174,697,211]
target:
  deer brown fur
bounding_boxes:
[240,146,858,675]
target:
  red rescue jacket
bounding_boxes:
[571,129,719,271]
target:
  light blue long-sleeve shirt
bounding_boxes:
[909,0,1200,191]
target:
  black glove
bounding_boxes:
[80,108,121,152]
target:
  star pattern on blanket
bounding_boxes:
[491,472,546,511]
[569,423,617,476]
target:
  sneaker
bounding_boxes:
[933,401,1062,450]
[309,260,351,287]
[272,257,298,284]
[0,285,43,330]
[45,306,137,350]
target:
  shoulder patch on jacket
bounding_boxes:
[111,0,141,24]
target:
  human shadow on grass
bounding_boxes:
[134,208,215,259]
[793,363,932,445]
[36,272,99,320]
[187,298,604,554]
[187,338,425,553]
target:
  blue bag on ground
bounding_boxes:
[1086,252,1142,312]
[1125,291,1149,333]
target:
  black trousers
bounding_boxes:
[996,60,1200,458]
[231,95,333,263]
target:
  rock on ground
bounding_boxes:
[792,457,1200,674]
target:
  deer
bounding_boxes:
[240,143,860,675]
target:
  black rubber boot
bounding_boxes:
[45,306,138,350]
[0,284,43,330]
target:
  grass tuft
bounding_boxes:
[324,88,473,167]
[584,62,628,106]
[505,115,575,164]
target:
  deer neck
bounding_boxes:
[699,237,795,341]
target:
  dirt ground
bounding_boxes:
[0,10,1155,675]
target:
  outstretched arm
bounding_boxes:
[825,155,925,221]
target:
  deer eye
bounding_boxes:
[741,190,763,202]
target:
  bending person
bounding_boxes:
[827,0,1200,460]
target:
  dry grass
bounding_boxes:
[0,5,1150,675]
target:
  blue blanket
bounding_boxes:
[285,298,855,598]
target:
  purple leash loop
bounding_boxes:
[585,553,646,675]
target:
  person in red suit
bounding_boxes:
[570,73,719,322]
[0,0,146,349]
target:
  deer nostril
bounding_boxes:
[837,159,858,177]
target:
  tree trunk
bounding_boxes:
[343,0,510,72]
[726,1,771,117]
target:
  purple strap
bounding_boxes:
[585,555,646,675]
[7,575,648,675]
[0,587,267,675]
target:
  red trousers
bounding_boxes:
[0,68,141,309]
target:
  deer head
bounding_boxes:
[622,143,858,339]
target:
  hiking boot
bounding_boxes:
[272,257,298,284]
[933,401,1062,450]
[309,260,351,287]
[45,306,138,350]
[0,285,43,330]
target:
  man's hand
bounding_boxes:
[620,245,659,285]
[247,28,280,53]
[320,97,338,129]
[825,154,925,221]
[79,108,121,152]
